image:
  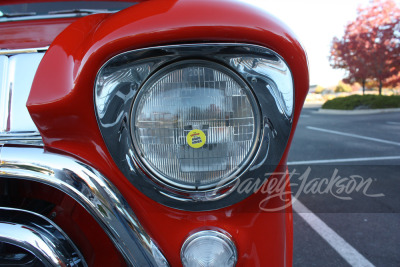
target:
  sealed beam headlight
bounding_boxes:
[131,60,261,190]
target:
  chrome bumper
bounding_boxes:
[0,207,87,267]
[0,145,169,267]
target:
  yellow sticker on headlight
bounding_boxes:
[187,129,206,148]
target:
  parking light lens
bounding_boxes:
[181,230,237,267]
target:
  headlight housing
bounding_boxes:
[95,44,293,210]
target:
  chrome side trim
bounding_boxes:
[0,13,115,23]
[0,207,87,267]
[0,132,43,146]
[0,47,49,56]
[0,146,169,267]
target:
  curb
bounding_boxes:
[303,102,324,108]
[317,108,400,115]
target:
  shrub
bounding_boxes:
[321,95,400,110]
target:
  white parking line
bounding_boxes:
[292,197,375,267]
[307,126,400,146]
[287,155,400,165]
[387,121,400,125]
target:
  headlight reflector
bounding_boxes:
[131,60,260,190]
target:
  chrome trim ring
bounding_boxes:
[94,43,293,211]
[0,207,87,267]
[0,146,169,267]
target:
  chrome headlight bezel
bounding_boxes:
[94,43,294,211]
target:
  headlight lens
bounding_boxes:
[131,60,260,190]
[181,230,237,267]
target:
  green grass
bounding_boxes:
[321,95,400,110]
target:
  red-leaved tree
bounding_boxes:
[330,0,400,94]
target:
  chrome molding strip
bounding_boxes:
[0,12,115,23]
[0,146,169,267]
[0,46,49,56]
[0,132,42,143]
[0,51,45,143]
[0,207,87,267]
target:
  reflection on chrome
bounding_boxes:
[96,63,152,118]
[0,47,49,55]
[0,146,169,267]
[0,50,45,144]
[0,207,87,267]
[229,57,293,117]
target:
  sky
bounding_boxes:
[242,0,400,87]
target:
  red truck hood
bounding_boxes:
[0,0,140,4]
[0,0,141,49]
[0,17,79,49]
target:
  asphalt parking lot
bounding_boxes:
[287,106,400,267]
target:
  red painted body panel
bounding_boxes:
[0,18,77,49]
[25,0,309,266]
[0,0,142,5]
